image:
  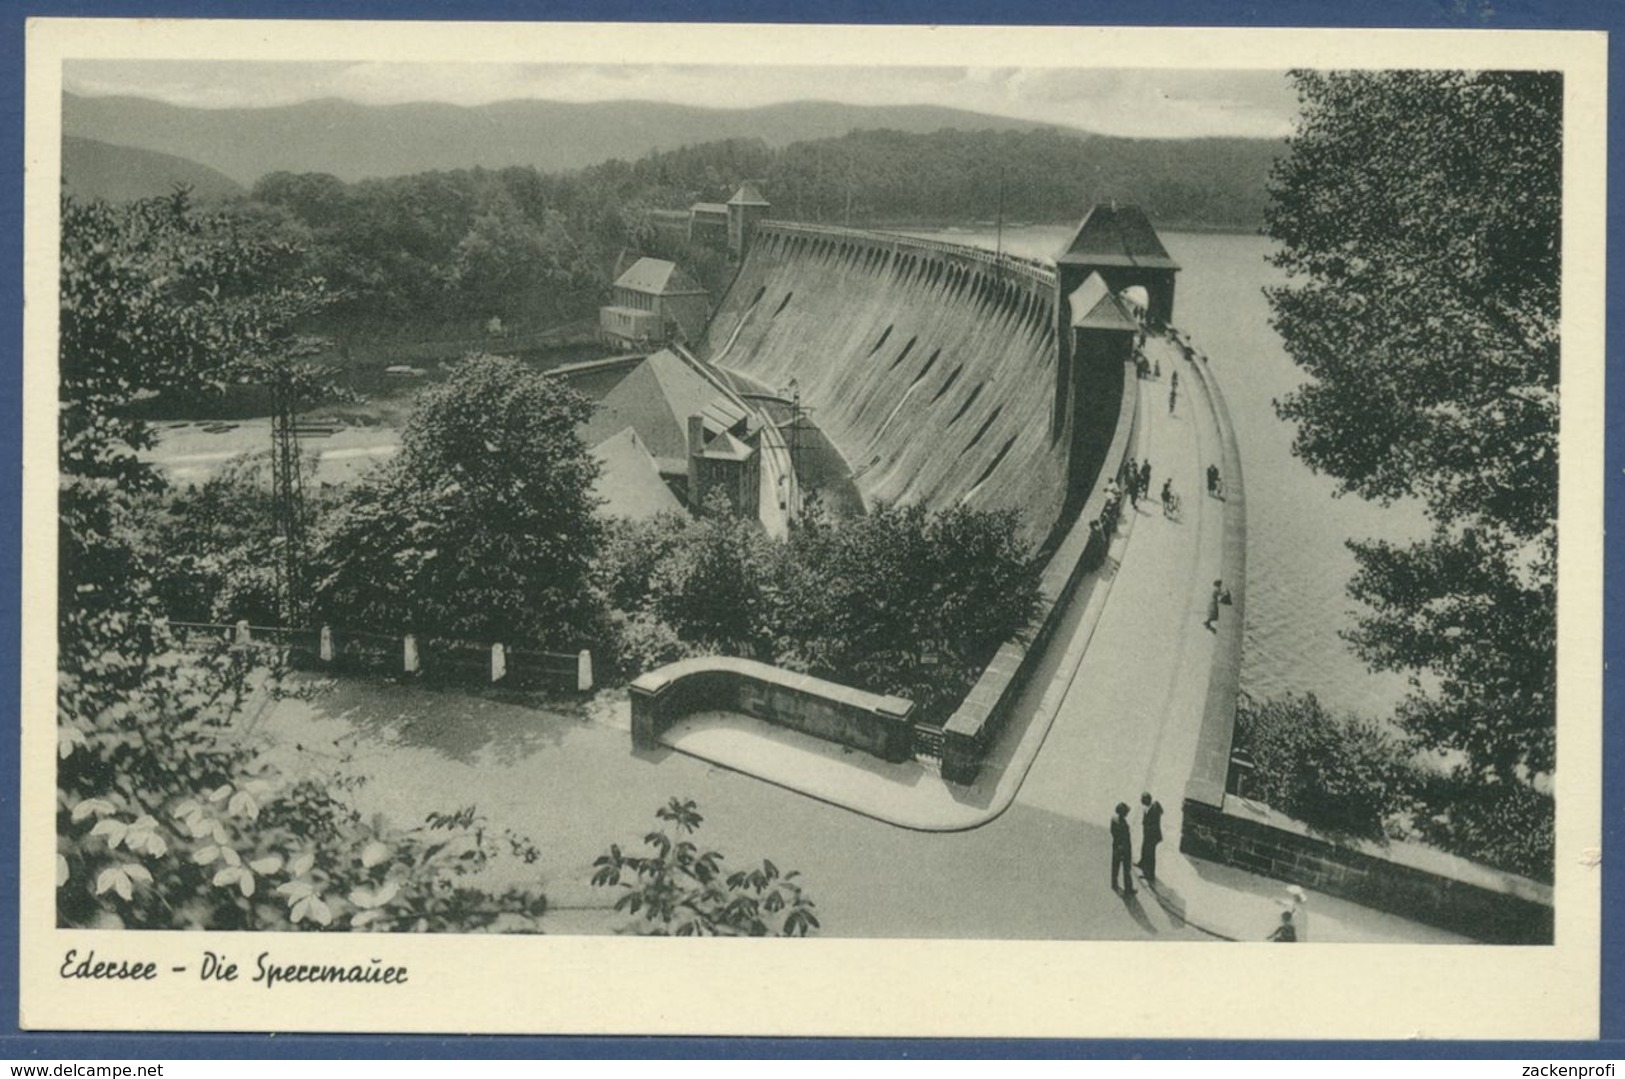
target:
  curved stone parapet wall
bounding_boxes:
[629,655,916,763]
[705,222,1070,547]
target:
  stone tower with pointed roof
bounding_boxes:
[727,181,770,259]
[1055,202,1180,327]
[1050,204,1175,510]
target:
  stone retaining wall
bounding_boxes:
[630,655,916,763]
[1182,798,1554,944]
[941,360,1140,784]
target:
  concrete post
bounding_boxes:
[491,643,506,683]
[403,634,420,674]
[234,620,252,646]
[319,626,334,663]
[577,650,594,692]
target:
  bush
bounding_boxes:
[1234,692,1555,881]
[609,610,699,677]
[142,453,332,626]
[1233,692,1414,841]
[595,499,1041,721]
[1405,771,1554,883]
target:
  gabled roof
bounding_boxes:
[580,348,734,462]
[699,431,755,461]
[590,427,685,521]
[700,395,749,437]
[726,181,770,207]
[1068,272,1140,333]
[1056,203,1181,271]
[614,257,708,296]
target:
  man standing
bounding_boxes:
[1203,578,1224,631]
[1137,792,1164,884]
[1110,802,1135,895]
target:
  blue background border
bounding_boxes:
[1,0,1617,1058]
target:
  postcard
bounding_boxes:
[21,17,1607,1038]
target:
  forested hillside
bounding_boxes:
[87,125,1275,366]
[62,92,1045,184]
[612,128,1279,230]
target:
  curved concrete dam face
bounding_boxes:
[704,224,1075,548]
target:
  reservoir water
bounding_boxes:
[906,225,1426,718]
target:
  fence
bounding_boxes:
[160,619,593,692]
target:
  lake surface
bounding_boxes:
[905,225,1425,718]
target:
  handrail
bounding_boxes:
[756,220,1057,293]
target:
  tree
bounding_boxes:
[591,799,819,937]
[596,498,1041,721]
[57,193,545,930]
[314,353,604,648]
[775,502,1042,718]
[1264,70,1559,873]
[646,490,778,656]
[1234,693,1415,841]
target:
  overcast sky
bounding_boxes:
[64,61,1298,139]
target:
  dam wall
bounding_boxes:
[704,222,1098,548]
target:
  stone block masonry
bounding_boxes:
[1181,798,1554,944]
[631,656,916,764]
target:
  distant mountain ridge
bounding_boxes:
[61,135,246,203]
[62,92,1055,186]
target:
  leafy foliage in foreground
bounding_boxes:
[1264,70,1559,878]
[58,192,545,930]
[592,799,818,937]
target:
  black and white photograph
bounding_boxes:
[22,19,1606,1038]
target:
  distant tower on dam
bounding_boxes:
[1054,202,1180,328]
[1052,203,1181,508]
[727,181,771,260]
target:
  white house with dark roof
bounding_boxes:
[598,257,711,348]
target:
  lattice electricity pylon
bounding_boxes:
[257,338,340,628]
[270,367,309,627]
